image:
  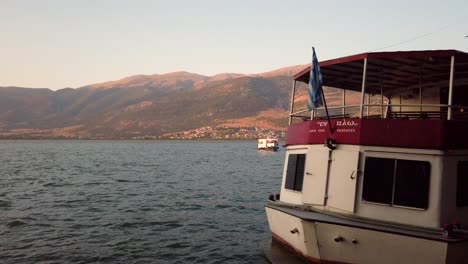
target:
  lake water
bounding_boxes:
[0,140,285,263]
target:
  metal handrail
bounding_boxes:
[290,109,310,116]
[291,104,468,110]
[290,104,468,112]
[290,103,468,120]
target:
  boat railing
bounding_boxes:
[290,104,468,123]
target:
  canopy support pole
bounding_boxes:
[359,58,368,119]
[380,82,384,118]
[419,66,423,112]
[367,94,370,117]
[288,80,297,125]
[448,56,455,120]
[342,89,346,116]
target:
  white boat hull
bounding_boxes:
[266,206,468,264]
[258,146,279,151]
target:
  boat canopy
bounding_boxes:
[290,49,468,123]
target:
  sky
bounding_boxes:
[1,0,467,90]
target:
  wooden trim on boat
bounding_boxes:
[266,203,467,243]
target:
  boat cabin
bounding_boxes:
[258,138,280,151]
[281,50,468,229]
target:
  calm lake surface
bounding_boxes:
[0,140,285,263]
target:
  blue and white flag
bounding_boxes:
[307,47,323,110]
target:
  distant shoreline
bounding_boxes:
[0,137,283,141]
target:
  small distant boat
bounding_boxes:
[258,138,279,151]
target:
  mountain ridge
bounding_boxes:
[0,64,318,139]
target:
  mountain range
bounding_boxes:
[0,65,314,139]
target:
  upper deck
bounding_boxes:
[287,49,468,149]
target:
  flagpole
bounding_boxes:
[321,89,334,134]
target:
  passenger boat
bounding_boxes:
[258,138,280,151]
[265,50,468,263]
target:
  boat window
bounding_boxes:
[394,160,430,209]
[362,158,394,204]
[457,161,468,207]
[285,154,306,191]
[363,157,430,209]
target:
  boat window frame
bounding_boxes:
[456,160,468,207]
[361,156,431,210]
[284,153,306,192]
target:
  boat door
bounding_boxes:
[302,146,330,205]
[326,149,360,213]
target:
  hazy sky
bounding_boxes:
[1,0,467,90]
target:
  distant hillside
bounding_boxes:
[0,65,353,139]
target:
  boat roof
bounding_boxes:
[294,49,468,96]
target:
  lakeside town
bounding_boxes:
[0,126,286,140]
[137,126,286,140]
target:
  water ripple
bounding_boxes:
[6,219,27,228]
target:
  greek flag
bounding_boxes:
[307,47,323,110]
